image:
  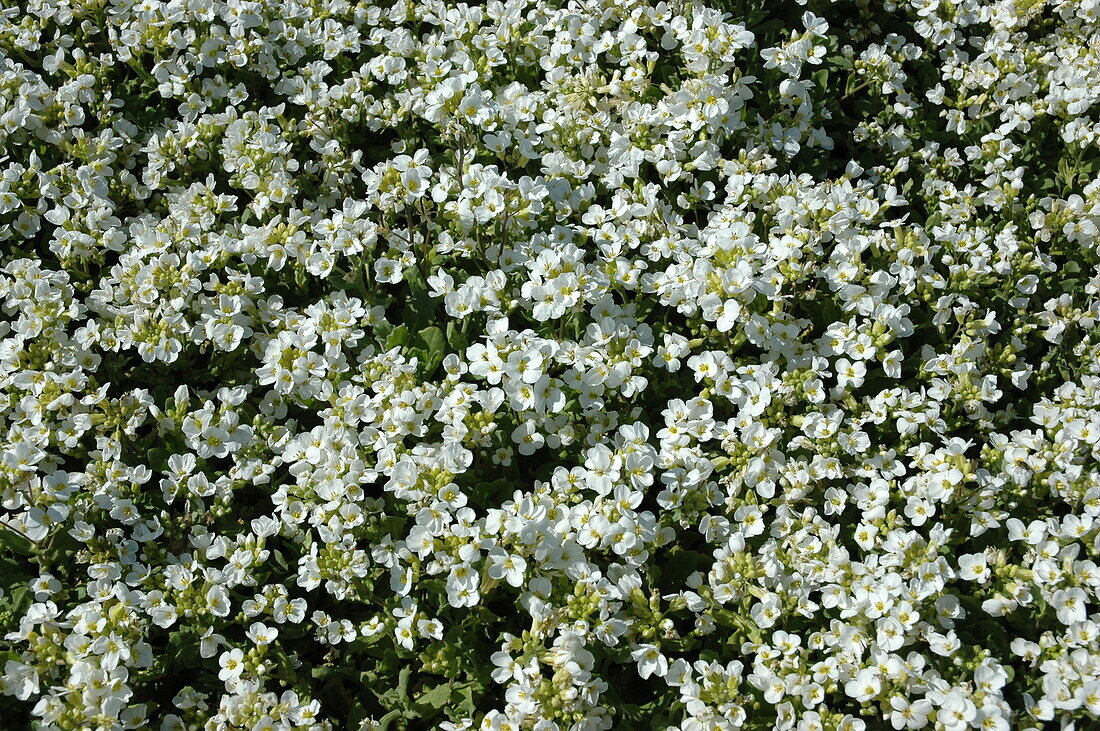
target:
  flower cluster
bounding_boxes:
[1,0,1099,729]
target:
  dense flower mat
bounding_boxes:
[1,0,1100,728]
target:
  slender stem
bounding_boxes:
[842,77,874,101]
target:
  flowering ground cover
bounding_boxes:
[1,0,1100,728]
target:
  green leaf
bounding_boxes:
[477,605,501,623]
[446,321,468,352]
[414,682,454,711]
[146,446,171,473]
[402,286,438,334]
[386,324,409,349]
[455,681,478,715]
[375,709,404,731]
[348,700,371,731]
[658,548,706,589]
[417,326,446,358]
[0,525,34,556]
[0,555,28,590]
[5,585,30,615]
[372,665,413,712]
[397,665,411,700]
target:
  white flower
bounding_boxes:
[958,553,991,583]
[845,668,882,703]
[836,358,867,390]
[446,562,481,608]
[511,421,544,456]
[245,622,279,646]
[631,644,668,680]
[1052,588,1088,625]
[487,552,527,588]
[218,648,246,684]
[1,661,39,701]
